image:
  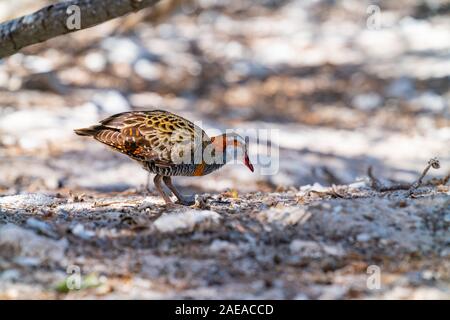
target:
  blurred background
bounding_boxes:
[0,0,449,196]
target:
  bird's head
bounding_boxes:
[211,132,254,172]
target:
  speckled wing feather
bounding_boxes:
[85,110,208,167]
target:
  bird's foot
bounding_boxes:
[175,196,196,206]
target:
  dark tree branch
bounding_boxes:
[0,0,161,59]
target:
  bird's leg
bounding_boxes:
[163,176,195,206]
[145,172,152,193]
[153,174,173,205]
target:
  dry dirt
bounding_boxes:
[0,182,449,299]
[0,0,449,299]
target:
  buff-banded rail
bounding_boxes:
[75,110,254,205]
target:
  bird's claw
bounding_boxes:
[175,196,196,206]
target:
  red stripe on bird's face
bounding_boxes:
[244,154,254,172]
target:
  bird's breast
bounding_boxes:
[143,161,224,176]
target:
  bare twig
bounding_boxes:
[408,157,440,192]
[307,185,346,199]
[330,185,345,198]
[0,0,161,59]
[367,157,443,194]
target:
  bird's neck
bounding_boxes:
[210,134,227,152]
[207,134,229,164]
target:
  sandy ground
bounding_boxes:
[0,0,449,299]
[0,184,449,299]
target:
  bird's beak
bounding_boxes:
[244,154,254,172]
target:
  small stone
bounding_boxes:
[318,285,348,300]
[352,93,383,111]
[134,59,162,81]
[261,206,311,226]
[0,269,21,281]
[26,218,57,238]
[322,244,346,257]
[300,183,328,193]
[23,55,54,73]
[0,224,67,266]
[421,270,434,281]
[0,193,55,208]
[411,91,447,113]
[209,240,237,253]
[153,210,221,233]
[348,181,367,189]
[101,37,144,64]
[386,77,415,98]
[332,205,343,214]
[356,233,371,242]
[289,240,322,258]
[13,256,41,267]
[71,224,95,240]
[293,293,309,300]
[440,248,450,258]
[84,52,107,72]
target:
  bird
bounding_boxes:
[74,110,254,205]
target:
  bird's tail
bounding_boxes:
[74,126,102,136]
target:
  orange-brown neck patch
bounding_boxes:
[211,135,227,152]
[193,162,206,176]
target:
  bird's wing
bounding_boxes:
[96,110,208,166]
